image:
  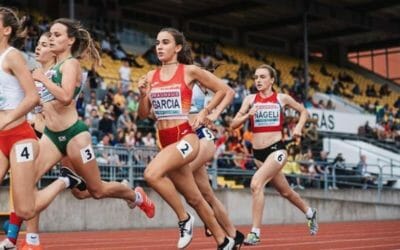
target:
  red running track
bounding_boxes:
[15,220,400,250]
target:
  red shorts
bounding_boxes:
[158,121,194,148]
[0,121,37,158]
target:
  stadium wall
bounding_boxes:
[0,188,399,232]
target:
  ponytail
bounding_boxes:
[51,18,102,67]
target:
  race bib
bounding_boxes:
[35,81,55,103]
[151,84,182,118]
[176,140,193,158]
[253,103,280,127]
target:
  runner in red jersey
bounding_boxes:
[231,64,319,245]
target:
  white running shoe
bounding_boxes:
[307,208,319,235]
[177,212,194,249]
[0,238,16,250]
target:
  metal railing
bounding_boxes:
[36,146,399,202]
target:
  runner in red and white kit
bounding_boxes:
[231,64,318,246]
[0,7,40,250]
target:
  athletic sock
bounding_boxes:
[251,227,260,237]
[58,176,70,188]
[26,233,40,245]
[134,190,143,205]
[306,207,314,219]
[7,212,23,244]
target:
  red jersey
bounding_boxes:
[249,92,284,133]
[150,64,192,120]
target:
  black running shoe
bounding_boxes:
[60,167,87,191]
[233,230,244,250]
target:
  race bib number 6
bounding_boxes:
[275,150,287,165]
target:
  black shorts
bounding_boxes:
[253,141,286,162]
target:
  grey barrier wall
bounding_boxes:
[1,188,399,232]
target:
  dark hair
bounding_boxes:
[0,7,28,48]
[256,64,277,84]
[51,18,101,66]
[159,27,192,64]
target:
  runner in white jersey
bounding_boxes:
[189,75,245,249]
[0,8,40,250]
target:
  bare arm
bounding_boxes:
[137,72,153,119]
[2,50,39,128]
[198,69,234,120]
[187,65,227,127]
[33,59,80,106]
[280,93,309,137]
[230,95,254,129]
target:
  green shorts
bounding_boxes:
[44,120,89,155]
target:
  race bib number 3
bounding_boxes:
[80,145,95,164]
[15,143,34,163]
[176,140,193,158]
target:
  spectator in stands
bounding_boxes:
[231,64,318,245]
[333,153,346,169]
[354,155,375,189]
[98,110,115,136]
[326,99,335,110]
[141,132,155,147]
[282,144,304,190]
[352,83,361,95]
[338,71,353,83]
[113,44,127,60]
[100,35,112,55]
[117,109,132,131]
[87,64,101,89]
[118,59,131,93]
[314,150,335,188]
[113,87,126,108]
[379,84,391,97]
[320,64,332,77]
[143,45,158,65]
[309,75,320,91]
[394,96,400,109]
[76,92,85,118]
[317,100,326,109]
[85,98,98,118]
[366,84,377,97]
[303,121,319,146]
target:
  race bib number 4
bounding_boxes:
[15,143,34,163]
[176,140,193,158]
